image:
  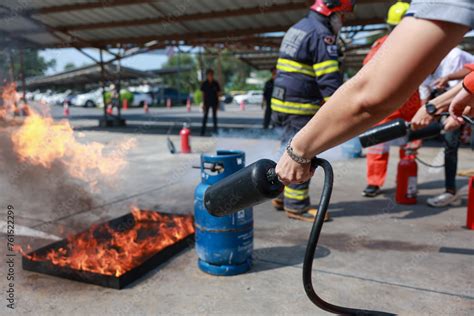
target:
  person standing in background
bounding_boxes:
[262,67,276,129]
[419,48,474,105]
[362,1,422,198]
[418,50,474,207]
[274,0,473,189]
[200,69,221,136]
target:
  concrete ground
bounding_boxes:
[1,104,473,315]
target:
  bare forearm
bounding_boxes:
[447,68,471,81]
[291,18,467,157]
[431,82,463,112]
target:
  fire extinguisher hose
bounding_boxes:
[414,156,444,168]
[303,158,396,315]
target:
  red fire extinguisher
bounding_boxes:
[396,148,417,204]
[467,176,474,230]
[180,123,191,154]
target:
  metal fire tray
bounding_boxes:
[22,211,194,289]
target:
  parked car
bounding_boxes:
[220,93,233,104]
[64,94,77,106]
[71,89,103,108]
[131,91,153,107]
[34,90,53,103]
[50,90,72,105]
[154,87,189,106]
[233,90,263,105]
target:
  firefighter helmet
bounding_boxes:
[311,0,355,17]
[386,1,410,26]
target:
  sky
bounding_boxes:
[40,48,168,75]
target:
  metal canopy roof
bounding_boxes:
[0,0,395,49]
[235,50,280,70]
[24,63,197,89]
[25,63,149,89]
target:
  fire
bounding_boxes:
[1,83,135,190]
[10,112,135,189]
[18,209,195,277]
[0,82,21,119]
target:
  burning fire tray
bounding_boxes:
[22,210,194,289]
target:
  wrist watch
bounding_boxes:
[286,138,312,164]
[425,102,437,116]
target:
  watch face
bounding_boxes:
[425,103,436,115]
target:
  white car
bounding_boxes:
[233,90,263,105]
[131,92,153,107]
[72,89,104,108]
[34,90,52,103]
[50,90,72,105]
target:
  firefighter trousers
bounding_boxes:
[271,112,312,213]
[366,137,407,187]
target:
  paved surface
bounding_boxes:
[1,104,473,315]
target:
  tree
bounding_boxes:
[162,53,199,92]
[63,62,76,72]
[0,49,56,82]
[201,50,255,91]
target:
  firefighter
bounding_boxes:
[262,67,276,129]
[362,1,422,198]
[271,0,354,222]
[275,1,472,188]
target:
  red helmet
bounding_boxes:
[311,0,355,16]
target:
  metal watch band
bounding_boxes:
[286,139,312,164]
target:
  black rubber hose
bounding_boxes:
[302,158,396,316]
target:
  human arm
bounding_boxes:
[433,67,471,89]
[449,71,474,123]
[275,17,468,185]
[411,82,463,130]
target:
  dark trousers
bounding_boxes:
[272,111,313,212]
[443,128,461,193]
[201,104,218,136]
[263,103,272,129]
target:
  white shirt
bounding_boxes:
[419,47,474,100]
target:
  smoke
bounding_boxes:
[0,124,97,220]
[214,128,358,165]
[0,112,135,227]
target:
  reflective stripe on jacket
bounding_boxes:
[272,10,343,116]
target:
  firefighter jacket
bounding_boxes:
[272,10,343,116]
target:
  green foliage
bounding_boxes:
[201,50,254,91]
[104,90,134,104]
[193,89,202,105]
[63,62,76,72]
[121,90,134,104]
[162,50,272,93]
[0,49,56,82]
[162,53,199,93]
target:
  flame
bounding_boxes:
[10,112,135,189]
[0,82,21,119]
[1,83,135,189]
[17,209,195,277]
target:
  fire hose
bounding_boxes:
[358,114,474,169]
[204,158,394,315]
[358,113,473,148]
[203,114,473,314]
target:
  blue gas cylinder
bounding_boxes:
[194,150,253,276]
